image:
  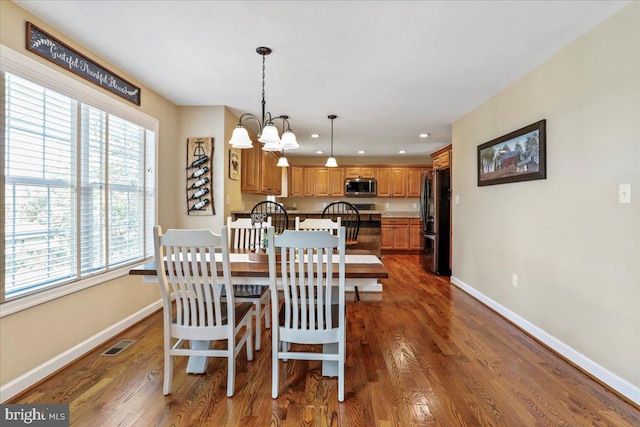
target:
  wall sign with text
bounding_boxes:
[26,22,141,105]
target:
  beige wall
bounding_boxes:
[452,2,639,394]
[0,1,179,386]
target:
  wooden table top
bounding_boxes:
[129,256,389,280]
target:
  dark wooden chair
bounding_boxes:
[250,201,289,234]
[322,201,362,302]
[322,201,360,246]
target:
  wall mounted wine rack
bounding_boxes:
[186,137,214,215]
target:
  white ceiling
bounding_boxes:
[14,0,629,159]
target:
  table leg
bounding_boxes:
[185,340,209,374]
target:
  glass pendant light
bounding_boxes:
[325,114,338,167]
[276,151,290,167]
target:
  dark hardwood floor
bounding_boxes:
[10,255,639,426]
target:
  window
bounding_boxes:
[2,69,156,306]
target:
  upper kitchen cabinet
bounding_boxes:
[240,142,282,195]
[315,167,344,197]
[431,144,452,170]
[376,167,406,197]
[288,165,304,197]
[303,167,315,196]
[345,167,375,179]
[407,167,430,197]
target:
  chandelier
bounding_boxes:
[228,47,299,151]
[325,114,338,167]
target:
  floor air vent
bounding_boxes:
[100,339,136,356]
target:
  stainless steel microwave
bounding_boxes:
[344,178,377,197]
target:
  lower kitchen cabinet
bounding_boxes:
[382,217,423,252]
[381,218,410,250]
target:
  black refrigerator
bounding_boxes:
[419,169,451,276]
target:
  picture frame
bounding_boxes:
[229,149,239,180]
[478,119,546,186]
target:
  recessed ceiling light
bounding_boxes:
[310,134,320,138]
[419,133,429,138]
[399,150,406,154]
[316,150,324,154]
[358,150,365,154]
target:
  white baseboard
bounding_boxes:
[450,276,639,406]
[0,300,162,403]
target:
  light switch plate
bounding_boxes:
[455,195,460,205]
[619,184,631,204]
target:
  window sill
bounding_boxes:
[0,261,151,318]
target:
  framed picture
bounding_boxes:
[229,149,239,180]
[478,119,546,186]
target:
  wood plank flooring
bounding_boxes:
[10,255,640,426]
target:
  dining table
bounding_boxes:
[129,251,388,376]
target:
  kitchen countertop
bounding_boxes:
[232,210,420,218]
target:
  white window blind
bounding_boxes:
[2,71,156,303]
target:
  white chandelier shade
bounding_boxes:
[229,126,253,149]
[281,130,299,149]
[258,124,281,144]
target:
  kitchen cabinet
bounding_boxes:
[240,142,282,195]
[240,141,261,193]
[431,145,452,170]
[381,218,410,250]
[375,168,391,196]
[315,167,344,197]
[407,167,428,197]
[345,167,375,179]
[284,164,430,198]
[261,151,282,194]
[303,167,315,196]
[391,168,406,197]
[376,167,406,197]
[288,166,304,197]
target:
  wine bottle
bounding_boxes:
[190,187,209,199]
[190,176,209,189]
[189,199,210,211]
[189,166,209,179]
[186,155,209,170]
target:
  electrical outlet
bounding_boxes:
[619,184,631,204]
[455,195,460,205]
[385,203,390,208]
[413,203,417,208]
[512,274,518,287]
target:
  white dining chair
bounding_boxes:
[154,225,253,396]
[294,217,341,236]
[295,216,361,302]
[267,226,347,401]
[226,216,271,351]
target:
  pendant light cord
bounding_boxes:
[330,117,334,156]
[261,54,266,127]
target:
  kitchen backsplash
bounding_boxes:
[280,196,420,212]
